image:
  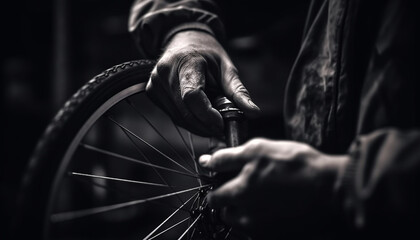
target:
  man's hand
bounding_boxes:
[199,138,350,238]
[146,30,260,136]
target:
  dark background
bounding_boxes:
[2,1,141,235]
[1,0,305,236]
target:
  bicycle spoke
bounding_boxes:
[188,132,202,187]
[39,67,225,240]
[126,99,196,172]
[224,227,232,239]
[187,132,196,160]
[143,193,198,240]
[119,126,186,205]
[70,172,191,214]
[107,116,196,175]
[189,194,200,212]
[71,170,138,199]
[188,227,197,240]
[173,123,195,160]
[148,217,190,240]
[51,185,210,222]
[81,144,200,179]
[70,172,171,187]
[177,213,202,240]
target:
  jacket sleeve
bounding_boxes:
[339,128,420,236]
[128,0,309,59]
[128,0,225,58]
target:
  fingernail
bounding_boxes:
[247,99,260,111]
[199,154,211,166]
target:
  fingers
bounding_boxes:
[221,207,251,230]
[147,53,223,136]
[207,175,245,208]
[146,68,206,135]
[207,161,255,204]
[147,37,260,136]
[183,89,223,134]
[179,57,224,134]
[199,138,271,171]
[221,63,261,118]
[199,146,248,172]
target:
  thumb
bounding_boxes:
[198,145,247,172]
[221,63,260,118]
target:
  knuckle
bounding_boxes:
[162,47,207,73]
[209,151,224,168]
[178,56,207,74]
[225,66,239,79]
[145,79,154,93]
[233,85,249,96]
[177,48,205,63]
[231,85,250,100]
[300,142,313,153]
[245,138,267,152]
[182,87,201,100]
[241,138,270,162]
[146,69,164,95]
[148,69,159,83]
[155,58,172,76]
[223,67,239,84]
[292,143,312,160]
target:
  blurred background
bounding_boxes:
[2,0,306,236]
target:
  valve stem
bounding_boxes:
[214,97,246,147]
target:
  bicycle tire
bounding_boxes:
[13,60,157,239]
[13,58,247,240]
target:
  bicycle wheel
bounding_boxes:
[13,60,244,240]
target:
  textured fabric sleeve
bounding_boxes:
[339,128,420,236]
[128,0,225,58]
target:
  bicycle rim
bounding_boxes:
[18,60,237,240]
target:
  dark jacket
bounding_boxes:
[129,0,420,237]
